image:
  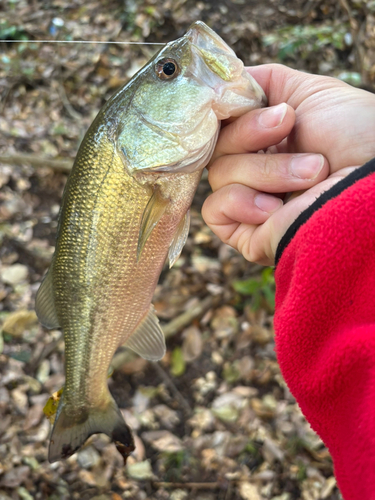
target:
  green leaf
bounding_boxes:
[0,22,28,40]
[170,347,186,377]
[9,350,31,362]
[263,286,275,310]
[233,278,260,295]
[222,361,241,383]
[212,406,239,423]
[261,267,275,285]
[252,293,262,311]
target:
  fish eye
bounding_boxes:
[155,58,179,80]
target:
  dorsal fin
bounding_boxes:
[168,209,190,268]
[124,305,166,361]
[35,271,60,329]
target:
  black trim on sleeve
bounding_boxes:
[275,157,375,265]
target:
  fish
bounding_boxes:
[35,20,267,463]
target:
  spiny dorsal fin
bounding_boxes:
[35,271,60,329]
[168,209,190,268]
[124,305,166,361]
[137,188,169,261]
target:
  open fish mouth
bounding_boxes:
[187,21,245,82]
[186,21,267,118]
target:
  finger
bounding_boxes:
[246,64,347,108]
[243,167,360,265]
[208,152,328,193]
[246,65,375,171]
[246,64,304,106]
[209,103,295,165]
[202,183,283,244]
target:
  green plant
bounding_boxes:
[162,450,193,481]
[263,23,349,61]
[0,21,28,40]
[232,267,275,311]
[170,346,186,377]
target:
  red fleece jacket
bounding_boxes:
[274,159,375,499]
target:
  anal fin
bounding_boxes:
[35,271,60,329]
[168,209,190,268]
[124,305,166,361]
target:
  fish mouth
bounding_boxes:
[187,21,243,82]
[187,21,236,58]
[185,21,267,119]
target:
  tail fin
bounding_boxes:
[48,395,134,463]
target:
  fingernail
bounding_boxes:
[254,193,283,213]
[290,154,325,179]
[258,103,288,128]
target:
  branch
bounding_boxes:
[0,153,72,173]
[153,482,221,490]
[163,293,223,339]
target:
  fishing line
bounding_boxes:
[0,40,166,45]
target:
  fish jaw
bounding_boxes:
[186,21,267,119]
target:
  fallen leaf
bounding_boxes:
[126,460,155,480]
[2,310,38,337]
[142,430,183,452]
[238,482,261,500]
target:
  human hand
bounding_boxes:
[202,64,375,265]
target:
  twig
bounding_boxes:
[163,293,223,339]
[339,0,365,78]
[57,80,83,122]
[110,293,223,371]
[0,153,72,172]
[29,333,63,372]
[153,362,192,415]
[1,84,13,113]
[153,482,221,490]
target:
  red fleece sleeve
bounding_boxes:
[274,165,375,500]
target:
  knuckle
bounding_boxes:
[207,159,223,189]
[261,154,280,178]
[224,183,240,206]
[207,165,216,187]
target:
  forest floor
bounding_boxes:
[0,0,374,499]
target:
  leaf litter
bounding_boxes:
[1,0,372,498]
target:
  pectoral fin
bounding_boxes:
[124,305,166,361]
[137,189,169,261]
[168,209,190,268]
[35,271,60,329]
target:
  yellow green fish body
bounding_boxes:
[35,21,266,462]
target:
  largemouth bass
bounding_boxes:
[35,21,266,463]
